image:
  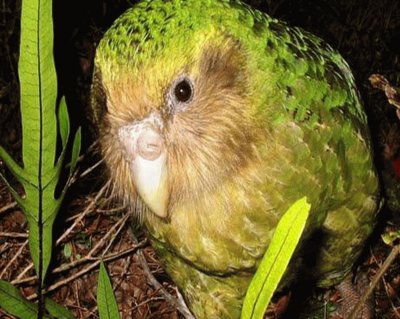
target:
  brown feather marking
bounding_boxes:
[94,36,266,221]
[165,41,263,211]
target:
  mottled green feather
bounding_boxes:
[93,1,380,318]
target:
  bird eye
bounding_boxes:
[166,76,195,114]
[173,77,193,103]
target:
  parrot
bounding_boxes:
[90,0,380,318]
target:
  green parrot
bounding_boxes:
[90,0,380,317]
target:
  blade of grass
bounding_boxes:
[97,261,121,319]
[241,197,311,319]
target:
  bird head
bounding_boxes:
[92,0,265,220]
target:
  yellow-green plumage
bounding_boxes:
[91,0,380,318]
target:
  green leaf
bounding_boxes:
[45,298,75,319]
[97,262,121,319]
[241,197,311,319]
[0,0,82,285]
[58,127,81,200]
[19,0,57,185]
[63,242,73,258]
[0,280,51,319]
[54,98,70,173]
[58,97,70,149]
[18,0,58,283]
[0,170,25,210]
[0,0,81,316]
[382,230,400,246]
[0,146,27,186]
[69,128,82,174]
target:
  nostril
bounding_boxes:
[137,129,163,161]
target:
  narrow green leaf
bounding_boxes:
[0,280,51,319]
[58,128,81,200]
[69,128,82,174]
[19,0,57,185]
[0,171,25,211]
[0,146,27,185]
[54,96,72,175]
[45,298,75,319]
[241,197,311,319]
[58,96,70,149]
[18,0,58,284]
[1,0,80,317]
[97,262,121,319]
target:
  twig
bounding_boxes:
[25,246,143,300]
[0,232,28,238]
[129,230,195,319]
[67,158,104,187]
[349,244,400,319]
[101,244,147,263]
[56,180,110,245]
[15,262,34,281]
[131,296,165,311]
[12,216,145,286]
[0,201,17,214]
[96,205,126,214]
[0,242,11,255]
[113,253,133,296]
[78,158,104,180]
[26,259,102,300]
[0,240,28,279]
[83,307,99,319]
[74,279,82,319]
[369,74,400,109]
[66,141,102,186]
[382,275,400,318]
[55,213,131,273]
[10,183,111,284]
[101,215,130,256]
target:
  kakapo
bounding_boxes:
[90,0,380,317]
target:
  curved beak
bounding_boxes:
[119,120,169,218]
[132,150,168,218]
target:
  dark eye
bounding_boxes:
[173,78,193,103]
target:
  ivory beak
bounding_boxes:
[119,116,169,218]
[132,152,168,218]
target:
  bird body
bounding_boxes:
[91,1,380,317]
